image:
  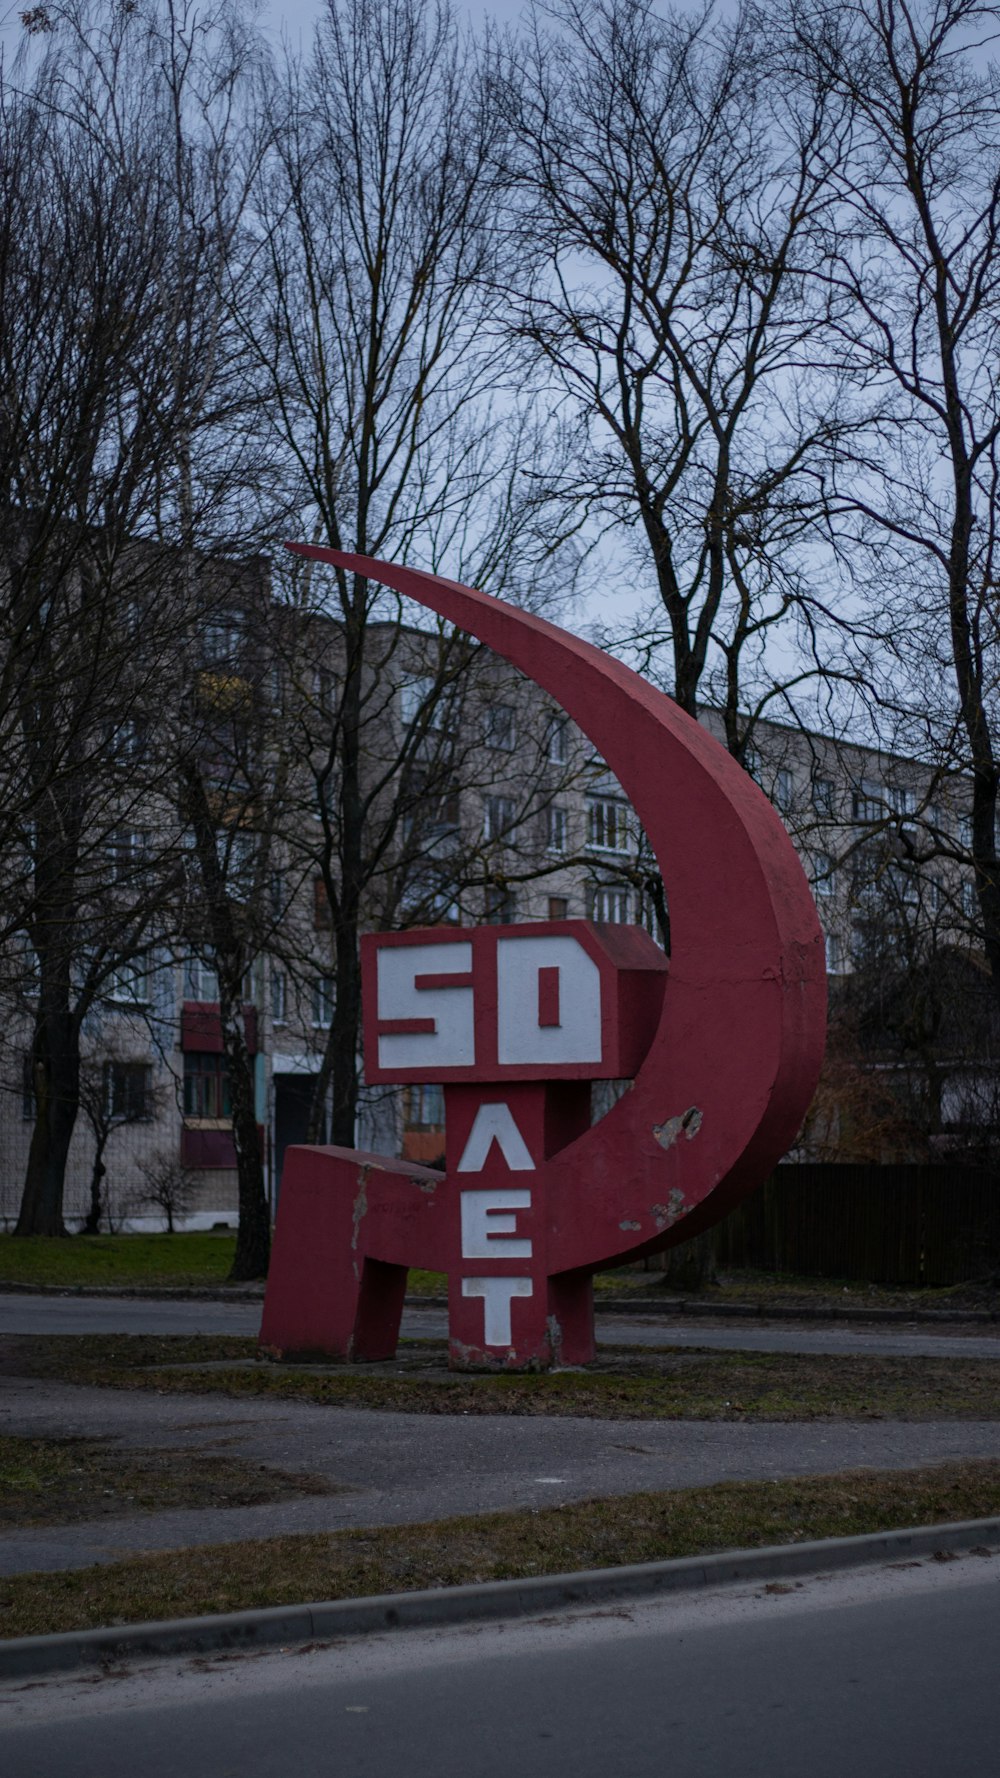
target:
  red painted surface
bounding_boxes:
[259,547,827,1370]
[360,921,667,1084]
[537,967,560,1028]
[259,1147,445,1360]
[182,1122,266,1170]
[181,1003,258,1055]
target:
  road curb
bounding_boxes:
[2,1282,998,1324]
[2,1516,998,1682]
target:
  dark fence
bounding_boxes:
[712,1163,1000,1287]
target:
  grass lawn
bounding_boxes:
[0,1233,239,1288]
[2,1235,996,1310]
[0,1433,334,1528]
[2,1458,998,1640]
[7,1333,1000,1421]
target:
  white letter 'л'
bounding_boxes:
[456,1102,535,1172]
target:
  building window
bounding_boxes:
[485,885,517,924]
[400,674,449,730]
[184,953,219,1001]
[270,872,285,922]
[313,876,332,930]
[270,969,287,1025]
[547,715,568,765]
[587,796,629,853]
[812,852,835,897]
[402,769,460,840]
[958,813,974,850]
[887,784,916,819]
[852,779,884,822]
[183,1052,231,1119]
[218,829,255,902]
[483,703,516,751]
[22,1056,35,1119]
[202,618,243,668]
[103,1060,152,1121]
[812,777,836,816]
[108,717,149,761]
[107,828,149,882]
[824,931,844,974]
[317,666,337,712]
[547,805,567,853]
[483,796,516,843]
[890,863,920,906]
[588,884,631,923]
[403,1083,445,1130]
[312,975,334,1027]
[548,896,569,920]
[636,892,662,941]
[107,958,150,1006]
[774,769,794,813]
[20,937,40,995]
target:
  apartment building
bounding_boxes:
[0,606,990,1231]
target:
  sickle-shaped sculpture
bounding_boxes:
[260,547,826,1369]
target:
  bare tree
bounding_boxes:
[241,0,570,1146]
[174,578,290,1277]
[0,0,266,1236]
[785,0,1000,1011]
[137,1150,198,1233]
[807,867,1000,1164]
[77,1045,163,1234]
[500,0,858,752]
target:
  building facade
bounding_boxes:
[0,609,990,1232]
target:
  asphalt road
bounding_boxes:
[4,1363,1000,1576]
[3,1551,999,1776]
[4,1291,1000,1358]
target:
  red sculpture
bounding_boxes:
[259,549,826,1369]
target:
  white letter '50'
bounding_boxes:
[375,934,602,1072]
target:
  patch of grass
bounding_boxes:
[2,1459,999,1641]
[0,1433,334,1528]
[0,1234,238,1289]
[7,1333,1000,1421]
[2,1334,257,1378]
[625,1267,1000,1311]
[404,1270,446,1296]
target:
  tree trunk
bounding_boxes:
[221,985,270,1280]
[658,1230,718,1292]
[328,922,361,1147]
[83,1150,107,1236]
[15,1025,80,1236]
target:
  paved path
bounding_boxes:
[5,1292,1000,1358]
[3,1369,1000,1577]
[4,1553,1000,1777]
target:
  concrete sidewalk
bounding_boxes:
[6,1291,1000,1356]
[4,1276,999,1322]
[3,1370,1000,1577]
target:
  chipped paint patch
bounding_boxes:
[650,1187,690,1232]
[351,1167,370,1254]
[652,1106,703,1150]
[619,1219,641,1232]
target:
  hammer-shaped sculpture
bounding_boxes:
[259,549,827,1369]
